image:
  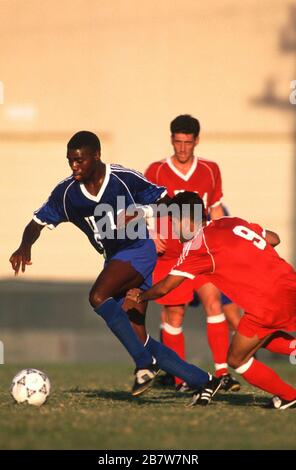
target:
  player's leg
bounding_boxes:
[228,331,296,409]
[160,308,167,341]
[198,283,229,376]
[122,296,148,344]
[221,295,244,385]
[153,258,173,344]
[91,239,214,398]
[90,259,155,374]
[221,296,242,332]
[157,308,176,387]
[145,335,222,405]
[197,282,241,391]
[197,282,240,391]
[123,295,219,403]
[153,258,192,387]
[161,304,186,386]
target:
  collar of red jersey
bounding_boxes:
[166,156,198,181]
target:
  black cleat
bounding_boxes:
[220,374,241,392]
[186,391,201,407]
[131,362,160,396]
[263,395,296,410]
[187,374,222,407]
[199,375,222,406]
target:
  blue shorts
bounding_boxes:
[189,290,233,307]
[105,238,157,302]
[221,292,232,306]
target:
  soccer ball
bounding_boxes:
[10,368,51,406]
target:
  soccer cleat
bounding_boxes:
[188,374,222,407]
[220,373,241,392]
[186,374,222,407]
[263,395,296,410]
[198,375,222,406]
[186,391,201,407]
[131,362,160,396]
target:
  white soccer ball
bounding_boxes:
[10,368,51,406]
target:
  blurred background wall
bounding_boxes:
[0,0,295,363]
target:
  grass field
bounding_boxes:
[0,362,295,450]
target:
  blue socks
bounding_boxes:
[145,336,208,389]
[95,298,208,389]
[94,298,153,369]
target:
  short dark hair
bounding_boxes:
[170,114,200,137]
[169,191,206,222]
[67,131,101,153]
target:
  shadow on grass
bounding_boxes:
[64,387,269,408]
[64,387,181,405]
[215,392,268,407]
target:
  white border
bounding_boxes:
[170,269,195,280]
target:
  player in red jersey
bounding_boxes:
[128,192,296,409]
[145,115,241,390]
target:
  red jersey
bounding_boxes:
[171,217,296,330]
[144,156,223,259]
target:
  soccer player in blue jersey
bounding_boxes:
[9,131,220,403]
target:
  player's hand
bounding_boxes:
[126,288,143,303]
[9,246,32,276]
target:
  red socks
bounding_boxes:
[207,314,229,377]
[235,357,296,401]
[162,323,185,385]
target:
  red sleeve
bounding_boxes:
[144,162,160,185]
[170,245,214,279]
[208,163,223,208]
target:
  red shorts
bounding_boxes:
[238,314,296,339]
[153,257,208,305]
[238,274,296,338]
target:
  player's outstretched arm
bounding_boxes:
[265,230,280,247]
[9,220,45,275]
[127,274,185,303]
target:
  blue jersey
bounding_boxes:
[34,163,166,259]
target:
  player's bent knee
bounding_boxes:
[167,319,183,329]
[89,289,107,308]
[166,314,184,329]
[166,306,185,327]
[227,352,244,369]
[203,299,222,316]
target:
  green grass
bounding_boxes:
[0,362,295,450]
